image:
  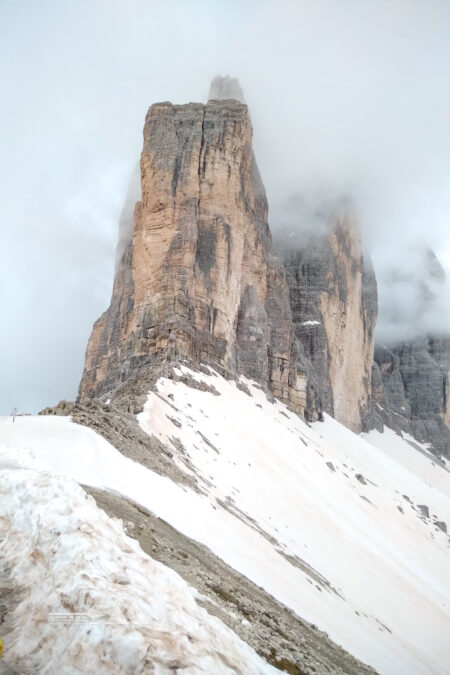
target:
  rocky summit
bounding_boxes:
[78,86,449,455]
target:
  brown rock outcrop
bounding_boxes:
[78,100,307,413]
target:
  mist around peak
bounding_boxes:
[208,75,245,103]
[271,189,450,344]
[374,245,450,344]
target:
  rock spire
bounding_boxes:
[78,99,308,414]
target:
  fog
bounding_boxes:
[1,0,450,413]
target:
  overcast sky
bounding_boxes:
[2,0,450,414]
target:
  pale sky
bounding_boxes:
[2,0,450,413]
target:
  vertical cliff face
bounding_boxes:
[373,338,450,455]
[279,211,378,433]
[431,336,450,440]
[78,100,307,413]
[371,250,450,456]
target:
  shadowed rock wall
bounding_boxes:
[278,212,378,434]
[371,250,449,456]
[372,337,449,455]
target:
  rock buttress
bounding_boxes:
[373,337,449,456]
[371,251,450,456]
[279,211,378,433]
[78,100,307,413]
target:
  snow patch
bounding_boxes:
[0,467,274,673]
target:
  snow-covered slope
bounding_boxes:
[0,464,274,673]
[1,366,449,674]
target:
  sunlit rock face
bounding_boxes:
[278,210,378,434]
[78,99,307,414]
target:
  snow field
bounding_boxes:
[1,365,449,673]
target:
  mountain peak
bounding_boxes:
[78,97,307,417]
